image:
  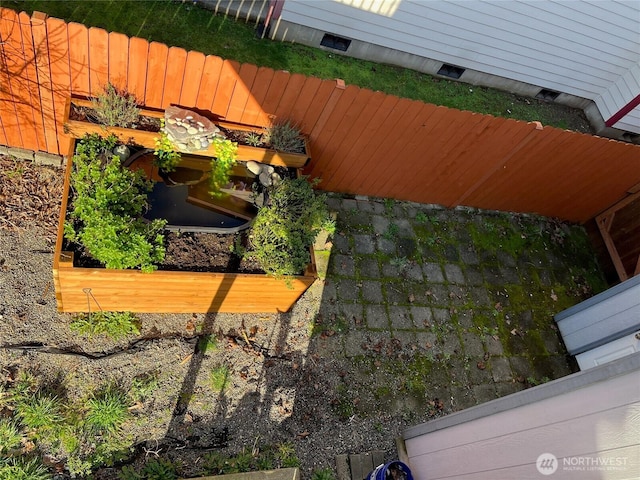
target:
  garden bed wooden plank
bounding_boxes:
[54,252,315,313]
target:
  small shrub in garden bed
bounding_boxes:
[64,134,166,272]
[90,83,140,128]
[247,176,331,278]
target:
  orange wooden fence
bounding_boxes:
[1,8,639,223]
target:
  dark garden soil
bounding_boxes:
[66,231,264,274]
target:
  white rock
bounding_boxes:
[187,126,198,135]
[246,161,262,175]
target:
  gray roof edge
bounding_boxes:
[402,351,640,440]
[554,275,640,321]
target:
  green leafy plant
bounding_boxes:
[129,373,159,403]
[264,120,305,153]
[384,222,399,240]
[85,388,129,434]
[64,134,166,272]
[248,176,329,278]
[0,419,22,454]
[140,459,178,479]
[209,137,238,197]
[91,82,140,128]
[0,457,51,480]
[209,365,229,393]
[15,393,63,432]
[154,120,181,173]
[70,311,141,340]
[244,131,264,146]
[312,468,337,480]
[276,442,300,468]
[198,335,219,354]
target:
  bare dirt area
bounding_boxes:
[0,156,401,479]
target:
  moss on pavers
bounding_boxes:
[322,194,608,420]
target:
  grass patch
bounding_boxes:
[13,0,589,129]
[209,365,230,393]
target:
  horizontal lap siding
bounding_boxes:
[280,1,640,101]
[405,369,640,479]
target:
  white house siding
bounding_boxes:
[402,353,640,480]
[278,0,640,133]
[596,63,640,134]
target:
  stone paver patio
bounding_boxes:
[311,193,607,414]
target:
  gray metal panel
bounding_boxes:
[554,276,640,355]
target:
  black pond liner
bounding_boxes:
[124,148,253,234]
[144,182,250,233]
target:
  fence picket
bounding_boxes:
[161,46,188,109]
[127,36,148,104]
[230,62,258,123]
[30,12,58,153]
[196,55,223,112]
[46,17,72,156]
[0,9,21,147]
[67,22,90,97]
[144,42,169,108]
[18,11,46,151]
[88,27,108,96]
[108,32,129,93]
[179,51,205,107]
[211,59,240,119]
[240,66,275,126]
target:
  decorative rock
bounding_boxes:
[259,171,273,187]
[163,106,224,152]
[246,160,263,176]
[271,172,282,185]
[112,144,130,162]
[266,165,275,174]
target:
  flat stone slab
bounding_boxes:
[336,451,386,480]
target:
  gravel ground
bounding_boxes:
[0,156,410,479]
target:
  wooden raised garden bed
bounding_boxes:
[63,98,311,168]
[52,139,317,314]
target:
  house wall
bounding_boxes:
[273,0,640,137]
[402,352,640,480]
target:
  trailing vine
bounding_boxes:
[154,119,181,173]
[209,137,238,197]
